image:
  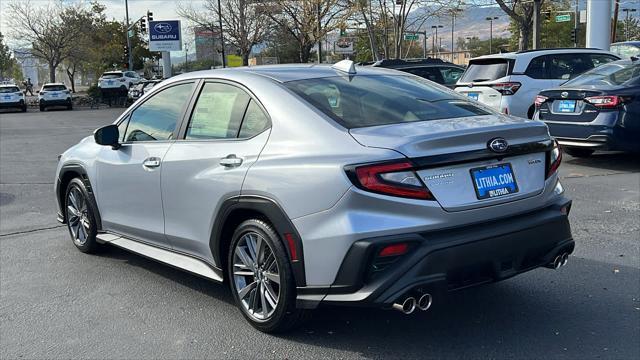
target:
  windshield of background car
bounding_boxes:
[563,62,640,86]
[459,59,512,82]
[0,87,20,93]
[102,72,123,79]
[42,85,67,91]
[285,75,492,129]
[610,44,640,59]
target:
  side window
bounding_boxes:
[239,100,270,138]
[124,82,194,142]
[546,54,593,79]
[405,67,444,83]
[439,67,464,85]
[590,54,618,68]
[185,83,250,140]
[525,56,547,79]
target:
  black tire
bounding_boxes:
[67,104,73,110]
[65,178,100,253]
[21,106,27,112]
[564,148,595,158]
[39,105,45,112]
[227,219,308,333]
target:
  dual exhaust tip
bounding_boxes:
[392,293,432,314]
[550,252,569,269]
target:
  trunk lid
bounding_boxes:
[537,87,619,123]
[349,115,551,211]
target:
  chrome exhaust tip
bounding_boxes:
[552,254,563,269]
[561,252,569,267]
[417,293,433,311]
[392,297,417,314]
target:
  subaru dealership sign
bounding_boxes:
[149,20,182,51]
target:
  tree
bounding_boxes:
[179,0,270,66]
[461,36,510,57]
[0,32,23,81]
[266,0,351,63]
[495,0,544,51]
[7,0,87,82]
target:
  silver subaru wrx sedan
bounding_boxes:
[54,61,573,333]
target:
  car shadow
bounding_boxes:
[563,151,639,173]
[94,245,235,306]
[94,246,639,358]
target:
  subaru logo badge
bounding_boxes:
[561,91,569,98]
[154,23,172,33]
[488,138,509,153]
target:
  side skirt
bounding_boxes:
[96,233,224,283]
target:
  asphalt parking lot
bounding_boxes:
[1,108,638,359]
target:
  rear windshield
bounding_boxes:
[43,85,67,91]
[563,62,640,86]
[285,75,491,129]
[460,59,512,83]
[0,87,20,93]
[102,72,123,79]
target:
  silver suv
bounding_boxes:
[55,61,574,332]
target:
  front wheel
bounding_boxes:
[228,219,308,333]
[564,148,595,158]
[65,178,100,253]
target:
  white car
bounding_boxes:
[0,84,27,112]
[38,83,72,111]
[98,71,142,92]
[455,48,620,119]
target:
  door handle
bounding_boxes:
[143,157,161,168]
[219,154,243,168]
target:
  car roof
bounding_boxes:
[42,83,66,86]
[611,41,640,47]
[168,63,402,83]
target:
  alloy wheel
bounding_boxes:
[66,187,91,246]
[232,231,281,321]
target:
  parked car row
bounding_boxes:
[449,47,638,157]
[0,82,73,112]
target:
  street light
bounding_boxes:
[485,16,499,54]
[431,25,443,55]
[450,7,464,62]
[621,8,637,42]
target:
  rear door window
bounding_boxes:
[546,54,593,79]
[404,67,445,83]
[459,59,512,83]
[440,67,465,85]
[589,54,619,68]
[185,82,250,140]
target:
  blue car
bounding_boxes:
[534,58,640,157]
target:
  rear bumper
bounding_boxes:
[40,98,71,106]
[297,197,573,309]
[0,100,25,108]
[542,111,640,152]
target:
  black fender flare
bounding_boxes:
[56,163,102,230]
[210,195,306,287]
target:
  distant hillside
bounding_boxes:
[408,5,511,45]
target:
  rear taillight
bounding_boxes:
[491,82,521,95]
[348,160,434,200]
[584,95,622,108]
[535,95,548,108]
[546,140,562,179]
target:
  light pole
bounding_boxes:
[621,8,637,41]
[431,25,443,55]
[125,0,132,70]
[485,16,498,54]
[451,7,463,61]
[184,42,189,72]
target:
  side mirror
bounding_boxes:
[94,124,120,149]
